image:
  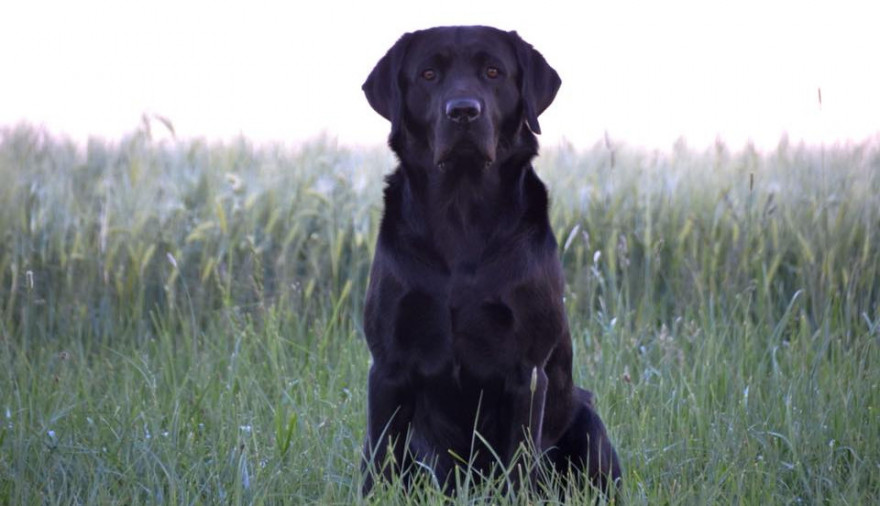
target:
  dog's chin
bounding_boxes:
[433,139,496,169]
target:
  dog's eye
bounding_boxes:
[486,66,500,79]
[421,69,437,81]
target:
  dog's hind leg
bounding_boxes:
[546,387,621,497]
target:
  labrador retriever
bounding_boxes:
[361,25,621,496]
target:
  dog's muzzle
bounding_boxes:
[434,97,495,167]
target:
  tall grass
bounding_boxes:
[1,124,877,504]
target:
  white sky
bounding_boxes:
[1,0,878,150]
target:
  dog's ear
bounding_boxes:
[510,31,561,135]
[363,32,413,139]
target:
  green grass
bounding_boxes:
[1,124,878,504]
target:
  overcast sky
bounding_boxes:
[2,0,878,150]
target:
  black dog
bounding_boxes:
[361,26,620,495]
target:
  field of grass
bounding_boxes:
[1,123,878,504]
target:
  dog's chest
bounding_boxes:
[384,179,530,377]
[397,244,523,379]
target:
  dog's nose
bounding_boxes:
[445,98,482,124]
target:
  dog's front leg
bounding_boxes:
[507,365,548,489]
[362,364,415,494]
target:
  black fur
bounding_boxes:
[361,26,621,496]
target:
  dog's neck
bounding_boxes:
[391,134,540,266]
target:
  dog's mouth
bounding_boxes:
[432,130,497,168]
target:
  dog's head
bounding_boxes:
[363,26,561,167]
